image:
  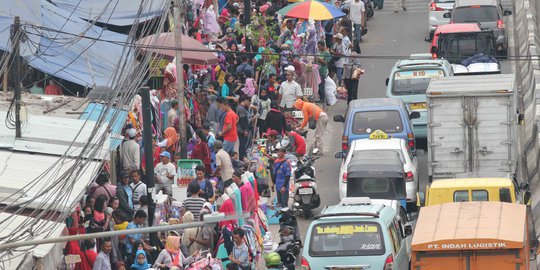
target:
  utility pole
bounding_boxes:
[140,87,158,246]
[174,0,188,159]
[11,16,21,138]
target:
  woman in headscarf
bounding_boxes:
[130,250,151,270]
[199,202,217,252]
[157,126,179,155]
[241,77,256,97]
[190,129,212,174]
[181,211,204,256]
[154,236,199,269]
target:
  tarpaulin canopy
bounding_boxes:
[50,0,169,26]
[0,0,41,56]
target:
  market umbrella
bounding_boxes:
[136,32,218,65]
[277,1,346,20]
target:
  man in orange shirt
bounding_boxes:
[218,100,239,154]
[294,99,329,154]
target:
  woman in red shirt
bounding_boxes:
[190,129,212,175]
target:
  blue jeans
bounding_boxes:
[277,189,289,208]
[336,67,344,86]
[223,140,235,154]
[353,24,362,53]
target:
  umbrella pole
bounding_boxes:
[174,0,188,159]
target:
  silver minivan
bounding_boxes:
[428,0,455,38]
[444,0,512,55]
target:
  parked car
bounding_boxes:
[385,53,453,138]
[335,134,419,210]
[444,0,512,55]
[428,0,456,39]
[333,98,420,154]
[301,197,413,270]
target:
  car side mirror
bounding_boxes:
[404,224,413,237]
[523,191,532,206]
[333,115,345,122]
[519,182,530,190]
[417,192,425,207]
[410,111,421,119]
[503,10,512,16]
[385,78,389,86]
[443,12,451,18]
[335,152,345,159]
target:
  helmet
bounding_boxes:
[264,252,281,267]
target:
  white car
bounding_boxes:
[428,0,455,38]
[336,137,419,208]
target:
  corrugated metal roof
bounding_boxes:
[0,111,112,159]
[0,212,66,269]
[0,150,101,212]
[412,202,526,250]
[427,74,515,95]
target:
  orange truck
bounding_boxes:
[411,201,538,270]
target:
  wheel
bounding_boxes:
[303,205,311,219]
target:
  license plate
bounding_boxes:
[409,102,426,110]
[299,188,313,195]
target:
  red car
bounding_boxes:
[430,23,481,58]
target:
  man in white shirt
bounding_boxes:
[278,70,303,111]
[119,128,140,171]
[348,0,365,53]
[154,151,176,196]
[129,170,147,209]
[168,100,178,128]
[213,140,234,192]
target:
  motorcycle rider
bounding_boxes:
[264,252,283,270]
[284,125,306,157]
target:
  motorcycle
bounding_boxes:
[273,206,303,270]
[293,149,321,218]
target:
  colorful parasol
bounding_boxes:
[277,1,346,20]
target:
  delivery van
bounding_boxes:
[411,201,538,270]
[417,173,531,207]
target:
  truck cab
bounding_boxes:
[386,53,453,138]
[417,173,532,207]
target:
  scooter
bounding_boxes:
[293,150,321,218]
[273,206,303,270]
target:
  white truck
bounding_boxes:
[426,74,518,181]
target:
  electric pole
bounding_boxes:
[174,0,188,159]
[11,16,21,138]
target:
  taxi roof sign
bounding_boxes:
[369,130,389,140]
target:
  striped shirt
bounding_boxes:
[182,197,206,221]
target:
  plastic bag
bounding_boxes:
[325,76,338,106]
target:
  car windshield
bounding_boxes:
[352,110,403,134]
[392,69,445,95]
[346,177,407,199]
[453,6,499,23]
[309,222,385,257]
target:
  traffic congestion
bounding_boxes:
[0,0,537,269]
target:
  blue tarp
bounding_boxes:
[50,0,169,27]
[0,0,41,56]
[80,102,128,150]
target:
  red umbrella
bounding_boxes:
[136,32,218,65]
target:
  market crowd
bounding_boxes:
[64,0,366,269]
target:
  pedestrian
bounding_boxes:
[188,165,214,201]
[229,228,251,269]
[294,99,329,154]
[217,100,239,154]
[181,211,203,256]
[285,125,306,157]
[206,95,222,133]
[154,151,176,196]
[236,96,252,160]
[79,240,98,270]
[273,148,292,208]
[92,172,116,204]
[251,87,271,137]
[119,128,140,172]
[316,40,332,103]
[190,129,212,174]
[158,126,179,156]
[116,171,135,220]
[182,181,207,221]
[394,0,406,12]
[214,140,234,193]
[278,69,303,111]
[168,100,178,128]
[92,238,113,270]
[153,236,198,269]
[236,55,255,78]
[125,210,151,262]
[349,0,366,53]
[264,101,287,135]
[129,170,147,210]
[130,250,151,270]
[343,60,364,104]
[331,33,347,86]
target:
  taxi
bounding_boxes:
[301,197,413,270]
[385,53,453,139]
[335,130,419,210]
